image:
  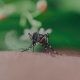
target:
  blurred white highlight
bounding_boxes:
[39,28,52,34]
[5,30,31,50]
[37,0,47,12]
[20,29,33,41]
[0,4,15,19]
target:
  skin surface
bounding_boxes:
[0,51,80,80]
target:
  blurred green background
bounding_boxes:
[0,0,80,50]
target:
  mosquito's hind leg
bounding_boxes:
[52,48,62,56]
[45,44,59,56]
[43,44,52,54]
[32,41,37,52]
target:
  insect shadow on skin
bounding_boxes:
[21,30,59,57]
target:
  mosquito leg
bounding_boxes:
[33,46,34,52]
[43,43,55,55]
[32,41,37,52]
[28,44,35,51]
[21,48,29,52]
[21,43,35,52]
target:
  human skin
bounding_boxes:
[0,51,80,80]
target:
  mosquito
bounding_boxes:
[21,31,59,56]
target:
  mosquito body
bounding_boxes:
[22,31,58,56]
